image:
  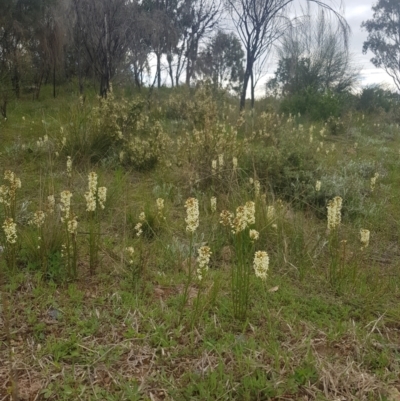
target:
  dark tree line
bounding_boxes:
[0,0,227,100]
[0,0,365,110]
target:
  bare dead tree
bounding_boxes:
[270,9,357,96]
[31,1,69,99]
[71,0,131,97]
[226,0,350,110]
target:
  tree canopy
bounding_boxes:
[362,0,400,91]
[196,30,244,93]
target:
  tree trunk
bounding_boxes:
[156,52,161,88]
[240,54,254,110]
[12,64,20,99]
[100,75,109,97]
[167,53,174,87]
[77,42,84,94]
[53,63,56,98]
[0,97,7,118]
[103,13,111,97]
[240,67,251,111]
[251,70,255,109]
[185,58,191,86]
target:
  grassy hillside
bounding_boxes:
[1,84,400,401]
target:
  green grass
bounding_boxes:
[0,85,400,400]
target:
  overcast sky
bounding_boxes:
[255,0,395,95]
[154,0,396,94]
[343,0,394,89]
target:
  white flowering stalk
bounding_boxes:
[97,187,107,210]
[3,218,17,244]
[29,210,45,228]
[315,180,321,192]
[180,197,200,322]
[156,198,164,218]
[226,200,259,320]
[210,196,217,213]
[125,246,135,265]
[60,190,72,222]
[84,191,96,212]
[85,172,105,276]
[88,172,98,195]
[266,205,275,222]
[232,205,247,233]
[67,217,78,235]
[253,251,269,281]
[360,229,370,250]
[135,222,143,237]
[230,201,255,234]
[254,180,260,198]
[85,173,98,212]
[139,211,146,222]
[326,196,344,286]
[66,156,72,178]
[370,173,379,192]
[0,170,21,218]
[2,217,17,272]
[0,184,9,203]
[218,154,224,168]
[261,194,266,205]
[29,210,47,265]
[59,190,78,277]
[211,160,217,175]
[220,210,233,227]
[196,246,212,280]
[184,198,199,233]
[244,201,255,225]
[327,196,342,231]
[232,157,238,170]
[46,195,55,214]
[249,229,259,241]
[4,170,21,191]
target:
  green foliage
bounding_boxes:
[268,10,356,100]
[196,30,244,93]
[292,362,319,386]
[362,0,400,91]
[61,90,171,171]
[2,85,400,401]
[246,144,318,207]
[357,85,399,114]
[280,88,343,120]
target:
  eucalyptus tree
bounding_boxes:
[362,0,400,91]
[196,30,244,92]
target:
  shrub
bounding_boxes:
[61,89,171,171]
[280,88,344,120]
